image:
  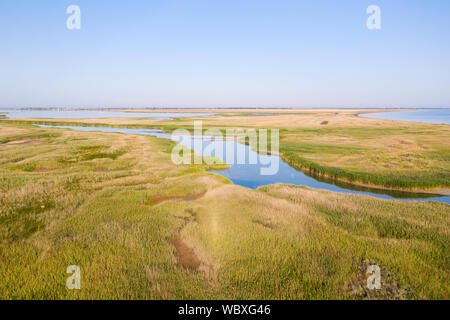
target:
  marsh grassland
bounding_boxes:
[0,110,449,299]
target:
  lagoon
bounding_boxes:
[360,109,450,125]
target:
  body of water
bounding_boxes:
[359,109,450,125]
[37,125,450,204]
[0,109,215,120]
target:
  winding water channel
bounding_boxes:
[38,125,450,204]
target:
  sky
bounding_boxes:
[0,0,449,108]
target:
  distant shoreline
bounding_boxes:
[1,106,449,112]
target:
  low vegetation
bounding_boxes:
[0,121,448,299]
[4,109,448,192]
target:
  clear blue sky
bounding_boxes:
[1,0,449,108]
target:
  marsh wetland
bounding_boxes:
[0,109,449,299]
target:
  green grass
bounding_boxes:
[282,151,450,189]
[2,118,449,191]
[51,118,450,191]
[0,122,448,300]
[0,131,61,144]
[60,148,127,163]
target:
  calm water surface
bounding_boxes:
[38,125,450,204]
[360,109,450,125]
